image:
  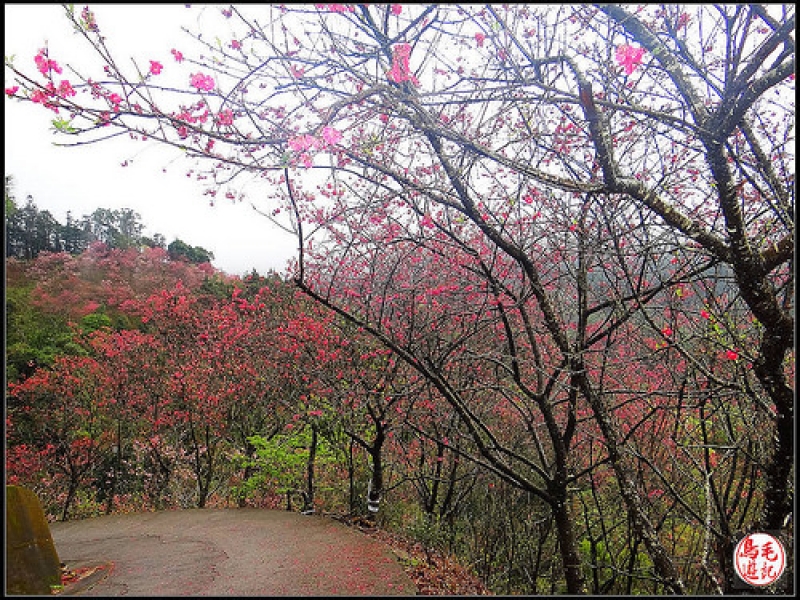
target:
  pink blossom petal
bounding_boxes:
[321,126,342,146]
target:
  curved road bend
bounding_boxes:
[49,508,416,596]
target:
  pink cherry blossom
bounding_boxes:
[216,108,234,126]
[190,72,215,91]
[475,32,486,47]
[615,44,646,75]
[321,126,342,146]
[171,48,184,63]
[288,134,320,152]
[386,43,418,86]
[57,80,76,98]
[5,86,19,96]
[390,4,402,15]
[34,53,48,75]
[34,49,62,76]
[149,61,163,75]
[31,87,58,112]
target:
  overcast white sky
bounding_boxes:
[4,4,297,277]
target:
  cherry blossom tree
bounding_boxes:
[82,327,160,514]
[6,4,793,594]
[8,354,113,521]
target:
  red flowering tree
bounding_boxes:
[7,354,114,521]
[127,282,238,508]
[6,4,794,594]
[81,326,174,514]
[287,314,411,518]
[22,243,216,320]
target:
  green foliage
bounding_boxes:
[51,116,77,133]
[5,175,17,212]
[167,238,214,264]
[80,311,113,333]
[140,233,166,249]
[579,538,613,590]
[3,188,163,258]
[84,207,144,250]
[232,426,337,502]
[4,194,63,259]
[199,273,236,299]
[241,269,283,295]
[3,178,217,259]
[406,511,452,554]
[4,284,85,381]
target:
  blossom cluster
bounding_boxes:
[190,72,215,92]
[287,126,343,168]
[615,44,646,75]
[34,48,62,76]
[216,108,234,127]
[29,80,76,113]
[169,100,223,139]
[23,49,75,113]
[386,43,418,86]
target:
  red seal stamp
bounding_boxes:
[734,532,786,587]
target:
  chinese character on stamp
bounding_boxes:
[734,532,786,588]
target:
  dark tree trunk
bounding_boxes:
[366,426,386,519]
[303,423,318,513]
[549,476,586,595]
[239,440,257,507]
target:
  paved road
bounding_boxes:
[49,508,416,596]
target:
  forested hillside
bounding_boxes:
[5,176,213,264]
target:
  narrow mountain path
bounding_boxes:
[49,508,416,596]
